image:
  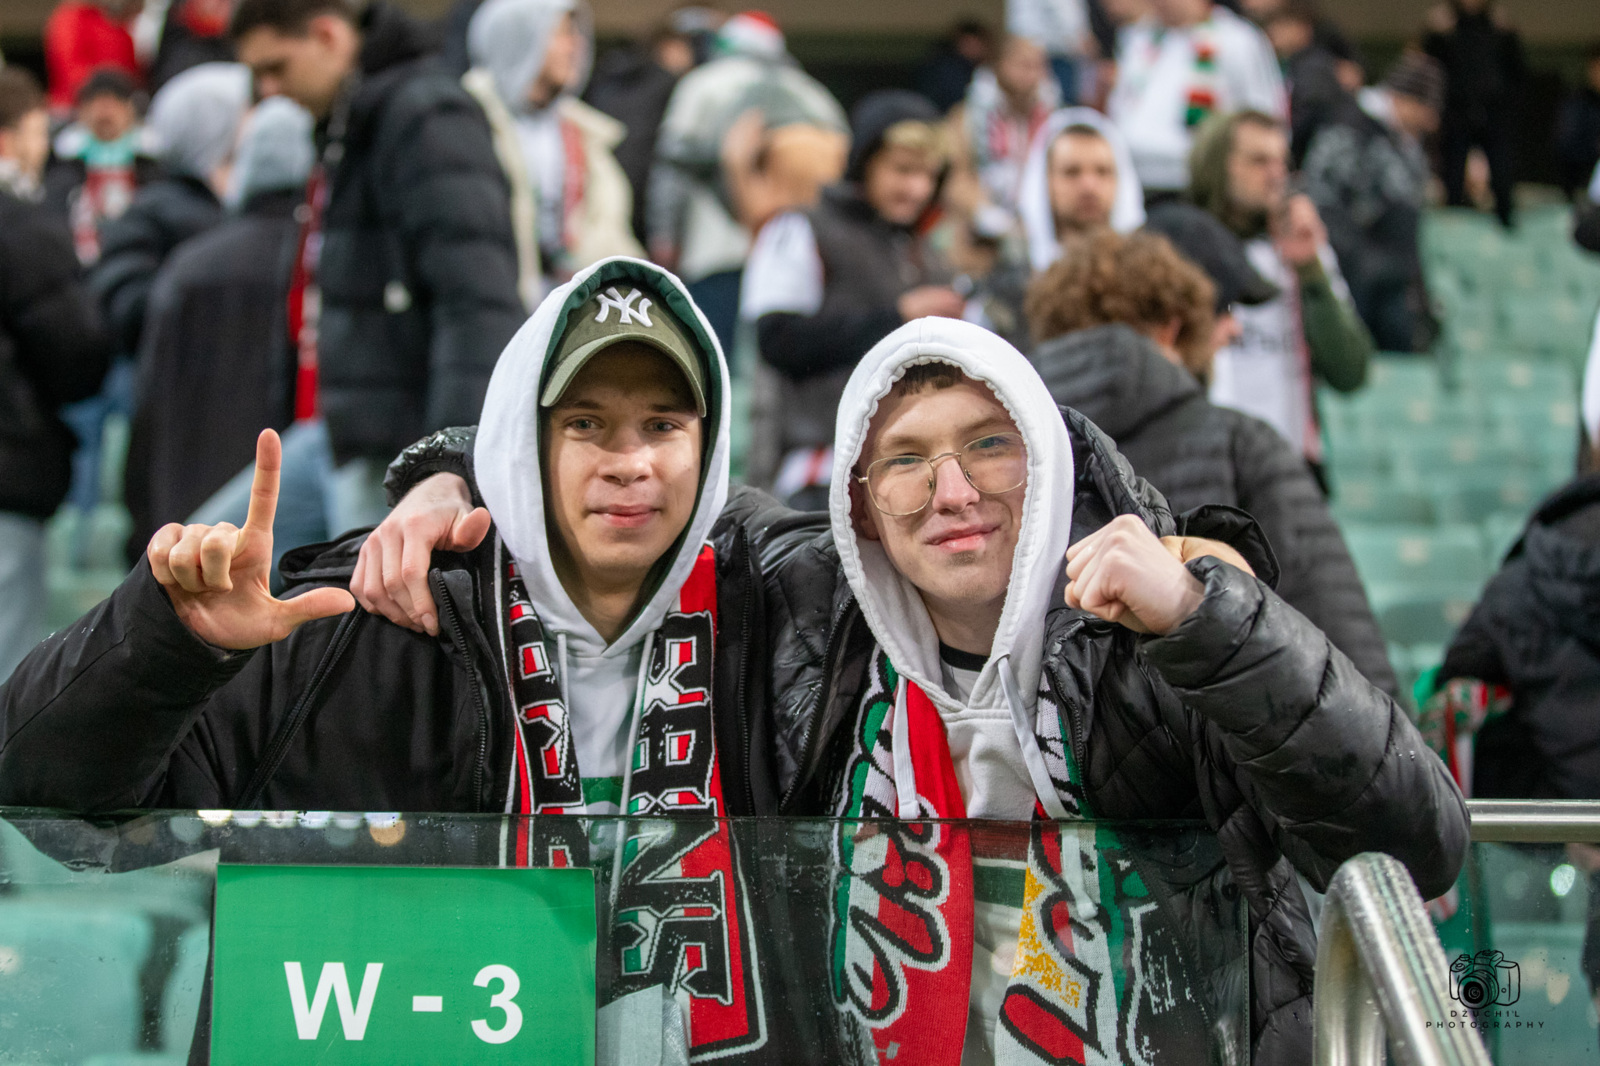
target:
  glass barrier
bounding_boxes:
[1430,842,1600,1063]
[0,810,1249,1066]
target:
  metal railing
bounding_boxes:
[1313,852,1491,1066]
[1467,799,1600,842]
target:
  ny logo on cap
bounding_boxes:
[595,287,654,328]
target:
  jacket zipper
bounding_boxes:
[433,569,491,809]
[1044,636,1089,786]
[779,607,852,812]
[734,531,757,815]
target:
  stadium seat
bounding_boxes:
[1331,481,1436,525]
[1377,595,1478,647]
[1340,523,1492,606]
[0,901,152,1061]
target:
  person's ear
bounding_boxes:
[1156,317,1184,349]
[850,479,882,542]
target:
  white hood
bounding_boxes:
[827,317,1076,722]
[467,0,594,111]
[1017,107,1145,275]
[475,256,731,662]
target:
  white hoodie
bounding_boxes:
[828,317,1079,1061]
[475,257,731,814]
[1016,107,1146,275]
[827,317,1077,820]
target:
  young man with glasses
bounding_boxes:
[368,315,1465,1065]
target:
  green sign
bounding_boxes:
[213,865,596,1064]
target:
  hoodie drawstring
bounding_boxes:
[998,656,1070,820]
[611,631,657,907]
[891,678,920,819]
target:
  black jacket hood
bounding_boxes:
[844,89,941,182]
[357,1,438,77]
[1514,475,1600,646]
[1030,324,1203,440]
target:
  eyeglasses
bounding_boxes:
[857,433,1027,517]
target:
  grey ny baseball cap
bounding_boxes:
[540,282,708,416]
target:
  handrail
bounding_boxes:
[1467,799,1600,842]
[1312,852,1490,1066]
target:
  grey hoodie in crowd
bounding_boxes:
[144,62,251,182]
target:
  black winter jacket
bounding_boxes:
[1442,475,1600,800]
[312,2,524,465]
[124,188,300,558]
[0,480,815,816]
[382,414,1465,1065]
[88,173,222,354]
[0,190,113,517]
[1031,325,1399,697]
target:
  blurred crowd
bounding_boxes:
[0,0,1598,749]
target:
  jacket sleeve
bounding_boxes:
[384,425,481,507]
[757,307,904,380]
[1141,556,1469,900]
[1,207,111,406]
[0,561,253,810]
[1298,257,1371,391]
[375,83,526,433]
[1229,414,1398,695]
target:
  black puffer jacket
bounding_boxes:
[1031,324,1399,697]
[770,408,1464,1065]
[1442,475,1600,799]
[382,414,1464,1065]
[0,189,113,517]
[313,1,524,464]
[0,482,818,815]
[87,173,222,353]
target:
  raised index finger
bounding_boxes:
[243,429,283,536]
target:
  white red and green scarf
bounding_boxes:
[494,541,767,1059]
[830,651,1213,1064]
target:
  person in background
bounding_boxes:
[148,0,237,92]
[1108,0,1284,200]
[0,68,112,680]
[951,34,1059,216]
[231,0,524,534]
[43,0,143,113]
[88,60,248,356]
[1303,53,1444,353]
[914,18,993,114]
[43,67,161,264]
[1025,225,1399,694]
[463,0,642,308]
[127,98,314,568]
[1261,0,1351,167]
[1006,0,1091,103]
[1239,0,1363,80]
[1423,0,1525,228]
[1015,107,1144,274]
[648,10,846,355]
[1556,43,1600,203]
[1188,109,1371,470]
[584,13,708,243]
[739,91,960,508]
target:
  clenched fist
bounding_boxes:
[1066,515,1210,635]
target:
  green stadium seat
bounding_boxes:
[1325,442,1395,481]
[0,901,151,1061]
[1482,512,1528,563]
[1376,594,1478,647]
[1331,481,1436,525]
[160,924,209,1054]
[1366,356,1442,396]
[1341,523,1492,606]
[1430,475,1542,523]
[1498,294,1592,359]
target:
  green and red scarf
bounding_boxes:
[495,541,767,1059]
[830,651,1213,1064]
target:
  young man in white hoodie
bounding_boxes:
[0,257,795,1062]
[368,316,1468,1065]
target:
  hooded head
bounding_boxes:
[828,317,1076,715]
[476,257,730,657]
[145,62,252,182]
[468,0,593,113]
[843,90,948,229]
[224,96,314,209]
[1188,109,1289,239]
[1018,108,1146,273]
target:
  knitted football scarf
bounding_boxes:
[831,649,1211,1064]
[495,541,767,1058]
